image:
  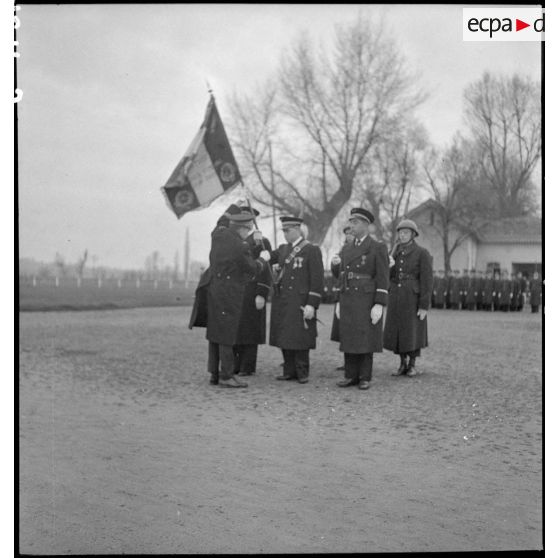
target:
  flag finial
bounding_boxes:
[205,79,214,98]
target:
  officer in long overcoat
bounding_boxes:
[331,208,389,390]
[492,269,502,311]
[206,210,270,387]
[459,270,469,310]
[189,205,240,385]
[516,271,527,312]
[233,207,273,376]
[529,271,542,313]
[499,270,512,312]
[269,216,324,384]
[432,270,447,309]
[482,270,494,311]
[383,219,433,377]
[330,225,355,344]
[448,270,461,309]
[465,270,477,311]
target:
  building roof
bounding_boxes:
[477,216,541,244]
[407,199,541,245]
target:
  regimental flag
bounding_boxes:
[162,96,241,219]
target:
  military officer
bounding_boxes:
[432,270,447,309]
[383,219,433,377]
[499,270,512,312]
[482,270,494,311]
[475,270,484,310]
[448,269,461,310]
[529,271,542,313]
[516,271,527,312]
[459,269,469,310]
[331,224,355,371]
[189,204,241,385]
[233,206,273,376]
[206,209,271,388]
[465,269,477,311]
[492,269,502,311]
[331,208,389,390]
[269,216,324,384]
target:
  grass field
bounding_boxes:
[19,305,543,553]
[19,278,197,311]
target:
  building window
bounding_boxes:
[487,262,500,274]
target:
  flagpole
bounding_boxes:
[268,140,277,248]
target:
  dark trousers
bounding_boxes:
[531,305,539,313]
[208,341,220,376]
[218,344,236,380]
[282,349,309,380]
[501,304,509,312]
[233,344,258,374]
[344,353,373,382]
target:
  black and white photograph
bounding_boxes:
[16,3,544,554]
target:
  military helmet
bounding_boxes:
[396,219,419,237]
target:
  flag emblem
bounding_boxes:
[220,162,236,183]
[175,190,196,210]
[161,96,241,219]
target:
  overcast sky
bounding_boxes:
[17,3,542,270]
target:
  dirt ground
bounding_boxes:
[19,305,543,554]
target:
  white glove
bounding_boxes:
[331,254,341,266]
[370,304,383,325]
[389,256,395,267]
[255,295,265,310]
[334,302,340,320]
[417,309,427,321]
[303,305,315,320]
[253,230,263,242]
[259,250,270,262]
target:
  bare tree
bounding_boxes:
[357,119,428,247]
[75,249,88,279]
[230,16,425,244]
[422,137,487,272]
[463,72,541,217]
[54,252,67,278]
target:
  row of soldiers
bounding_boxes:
[431,269,543,313]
